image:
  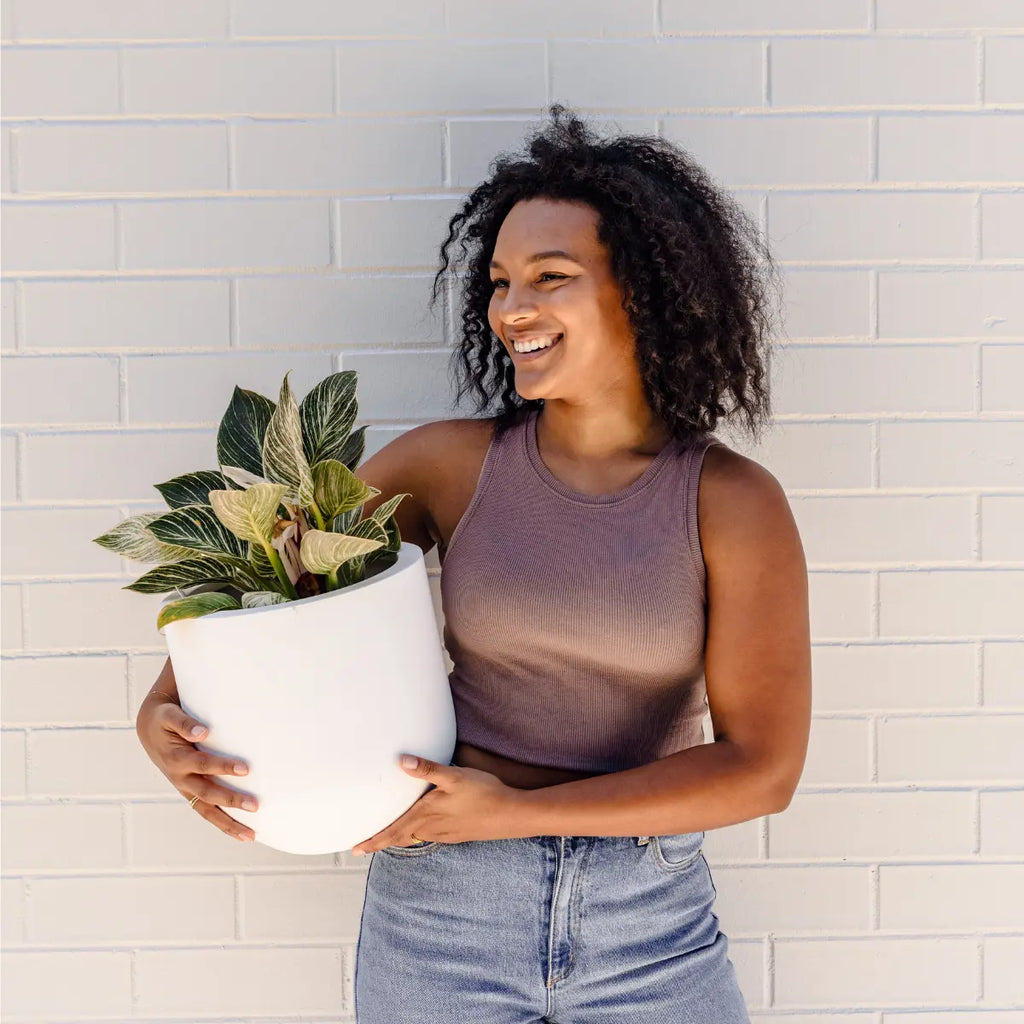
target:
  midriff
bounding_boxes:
[451,741,602,791]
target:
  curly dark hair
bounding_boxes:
[429,103,782,446]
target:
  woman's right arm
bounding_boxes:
[136,657,259,842]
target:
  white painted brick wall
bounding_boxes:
[1,1,1022,1020]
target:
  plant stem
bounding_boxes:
[325,569,339,592]
[262,540,299,600]
[309,501,327,532]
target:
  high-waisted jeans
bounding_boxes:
[354,831,750,1023]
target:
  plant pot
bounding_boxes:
[160,542,456,855]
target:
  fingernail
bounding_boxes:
[233,763,248,775]
[351,848,364,856]
[242,798,257,811]
[190,726,205,737]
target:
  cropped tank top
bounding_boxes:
[439,406,725,774]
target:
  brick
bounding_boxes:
[664,115,869,186]
[2,803,123,868]
[233,0,444,36]
[341,350,454,420]
[126,350,333,424]
[733,422,873,489]
[791,494,973,563]
[123,44,332,115]
[17,124,228,194]
[234,118,443,191]
[33,875,234,941]
[883,863,1024,929]
[771,38,976,108]
[982,496,1024,561]
[985,643,1024,705]
[338,40,545,113]
[338,197,463,269]
[1,653,128,723]
[2,433,17,501]
[799,716,872,784]
[2,728,26,796]
[30,725,172,793]
[769,192,973,261]
[982,792,1024,855]
[878,270,1024,337]
[0,506,127,576]
[1,879,25,944]
[14,0,227,39]
[665,0,866,32]
[878,0,1024,28]
[0,47,119,117]
[982,193,1024,259]
[879,115,1024,183]
[810,643,976,710]
[551,39,761,109]
[779,270,870,338]
[1,280,16,350]
[121,199,330,270]
[1,126,11,193]
[3,583,23,652]
[243,872,366,938]
[879,421,1024,487]
[1,203,116,271]
[447,0,652,35]
[1,355,119,424]
[774,938,976,1005]
[772,344,975,415]
[881,570,1024,638]
[1,952,132,1017]
[808,571,873,640]
[983,344,1024,411]
[987,938,1024,1002]
[22,279,230,350]
[135,947,343,1015]
[235,274,443,348]
[880,713,1024,781]
[771,791,973,858]
[986,38,1024,104]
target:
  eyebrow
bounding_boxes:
[488,250,580,269]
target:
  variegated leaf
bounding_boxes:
[311,459,380,520]
[348,516,389,545]
[154,470,227,510]
[147,504,247,559]
[299,529,385,574]
[125,555,262,595]
[369,492,409,527]
[209,482,287,544]
[336,424,367,471]
[241,591,290,609]
[216,386,275,481]
[270,519,302,585]
[299,370,358,466]
[330,507,361,534]
[93,512,196,564]
[158,591,241,631]
[262,372,315,507]
[220,464,269,489]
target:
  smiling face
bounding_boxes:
[487,198,641,406]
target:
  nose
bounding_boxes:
[495,283,539,326]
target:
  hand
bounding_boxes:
[135,691,259,843]
[350,754,524,855]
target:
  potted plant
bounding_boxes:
[94,370,456,855]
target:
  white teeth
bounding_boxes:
[513,335,560,353]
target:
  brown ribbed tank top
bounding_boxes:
[439,406,724,774]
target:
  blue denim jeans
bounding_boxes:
[354,831,750,1022]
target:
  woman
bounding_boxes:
[136,105,811,1022]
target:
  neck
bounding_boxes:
[534,398,671,465]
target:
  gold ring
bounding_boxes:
[189,795,200,809]
[410,833,424,843]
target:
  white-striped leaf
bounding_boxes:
[299,529,385,574]
[154,470,227,509]
[216,386,275,481]
[299,370,359,466]
[336,424,367,471]
[158,591,241,631]
[312,459,380,520]
[147,505,247,559]
[220,464,270,489]
[262,372,314,507]
[241,591,290,609]
[369,492,409,527]
[93,512,196,564]
[126,555,262,594]
[209,482,287,544]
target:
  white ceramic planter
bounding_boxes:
[160,542,456,855]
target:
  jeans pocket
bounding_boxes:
[382,839,442,857]
[650,832,705,872]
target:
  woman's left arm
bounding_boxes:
[508,447,812,837]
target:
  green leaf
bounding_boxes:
[299,370,359,466]
[220,464,269,489]
[299,529,385,574]
[330,508,361,534]
[93,512,196,564]
[368,492,409,528]
[154,470,227,509]
[241,591,290,608]
[262,372,314,507]
[126,555,263,594]
[147,504,247,559]
[336,424,367,471]
[312,459,380,520]
[216,386,275,481]
[158,591,241,631]
[208,482,287,544]
[348,516,389,545]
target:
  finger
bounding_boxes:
[187,745,250,781]
[158,701,209,742]
[189,796,257,843]
[185,772,259,816]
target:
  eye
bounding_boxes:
[489,272,566,290]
